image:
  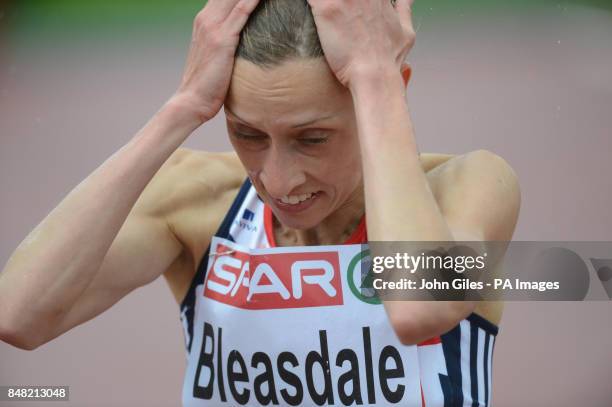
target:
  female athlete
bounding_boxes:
[0,0,520,405]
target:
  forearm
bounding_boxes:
[350,67,453,242]
[350,68,474,344]
[0,97,198,335]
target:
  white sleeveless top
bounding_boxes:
[179,178,499,406]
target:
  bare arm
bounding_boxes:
[0,0,261,350]
[0,103,193,350]
[309,0,520,344]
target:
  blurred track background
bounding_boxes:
[1,1,611,406]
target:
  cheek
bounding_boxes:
[328,137,362,175]
[231,147,266,191]
[247,169,262,184]
[232,142,263,171]
[335,146,363,193]
[313,151,361,196]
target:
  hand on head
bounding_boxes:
[173,0,415,126]
[306,0,416,89]
[174,0,262,123]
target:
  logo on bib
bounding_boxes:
[205,243,344,309]
[242,208,255,222]
[347,250,382,305]
[233,208,258,232]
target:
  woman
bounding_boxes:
[0,0,520,405]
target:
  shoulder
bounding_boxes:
[135,147,245,251]
[422,150,518,325]
[424,149,519,182]
[426,149,521,241]
[164,147,244,191]
[418,152,455,173]
[140,147,246,217]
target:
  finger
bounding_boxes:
[203,0,251,22]
[224,0,261,34]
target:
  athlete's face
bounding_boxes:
[224,58,363,229]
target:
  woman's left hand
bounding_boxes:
[307,0,416,89]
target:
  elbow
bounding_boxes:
[0,312,46,351]
[389,319,427,346]
[387,312,429,346]
[0,325,42,351]
[387,302,477,346]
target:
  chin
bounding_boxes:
[275,211,322,230]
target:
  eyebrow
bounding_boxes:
[225,107,335,129]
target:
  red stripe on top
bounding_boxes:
[263,204,278,247]
[421,381,426,407]
[263,204,367,247]
[417,336,442,346]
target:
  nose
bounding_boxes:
[259,146,306,199]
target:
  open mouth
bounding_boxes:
[275,191,321,212]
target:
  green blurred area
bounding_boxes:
[2,0,611,43]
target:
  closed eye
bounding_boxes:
[300,137,328,145]
[299,130,332,145]
[232,133,267,141]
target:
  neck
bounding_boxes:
[273,184,365,246]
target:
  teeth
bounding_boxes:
[280,192,314,205]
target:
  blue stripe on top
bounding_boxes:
[179,177,253,353]
[440,324,463,407]
[439,313,499,407]
[470,323,480,406]
[483,333,490,406]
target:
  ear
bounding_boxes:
[401,63,412,87]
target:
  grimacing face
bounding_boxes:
[224,57,364,230]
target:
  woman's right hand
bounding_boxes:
[173,0,260,123]
[0,0,262,351]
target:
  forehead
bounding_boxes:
[225,58,351,126]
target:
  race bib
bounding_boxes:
[182,236,423,406]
